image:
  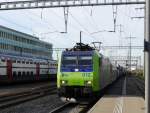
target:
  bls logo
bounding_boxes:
[82,73,91,77]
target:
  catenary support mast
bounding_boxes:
[145,0,150,112]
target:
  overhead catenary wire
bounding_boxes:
[0,10,66,46]
[68,10,100,36]
[24,10,63,32]
[69,11,90,34]
[23,9,82,44]
[81,7,106,43]
[49,8,87,32]
[34,7,101,43]
[20,9,75,47]
[47,8,91,43]
[68,10,100,40]
[22,10,55,32]
[81,7,99,31]
[82,7,100,30]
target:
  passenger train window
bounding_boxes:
[23,71,25,75]
[31,72,33,75]
[13,60,16,63]
[18,72,21,76]
[17,61,21,63]
[1,59,5,62]
[13,71,16,76]
[27,72,29,75]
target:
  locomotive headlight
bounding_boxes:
[62,80,65,84]
[85,80,92,85]
[61,80,67,85]
[87,81,92,84]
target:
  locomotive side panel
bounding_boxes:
[92,52,100,92]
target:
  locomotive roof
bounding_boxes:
[66,43,95,51]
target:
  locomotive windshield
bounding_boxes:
[62,56,77,66]
[78,56,92,65]
[61,53,93,72]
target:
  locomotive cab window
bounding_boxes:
[78,56,92,66]
[62,56,77,66]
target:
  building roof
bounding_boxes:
[0,25,52,46]
[0,25,39,39]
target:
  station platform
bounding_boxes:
[88,75,145,113]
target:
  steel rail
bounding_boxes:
[0,85,56,109]
[49,102,75,113]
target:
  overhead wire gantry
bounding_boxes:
[0,0,145,10]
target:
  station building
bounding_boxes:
[0,25,52,60]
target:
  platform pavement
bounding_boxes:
[88,76,145,113]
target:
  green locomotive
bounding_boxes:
[57,43,121,102]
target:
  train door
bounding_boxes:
[7,60,12,81]
[36,63,40,80]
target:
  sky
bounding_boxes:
[0,0,144,66]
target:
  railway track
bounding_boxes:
[133,77,145,98]
[49,102,75,113]
[49,102,94,113]
[0,84,56,109]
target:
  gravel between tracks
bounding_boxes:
[0,94,65,113]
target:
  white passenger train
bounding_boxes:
[0,54,57,83]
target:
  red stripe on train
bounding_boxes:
[7,60,12,80]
